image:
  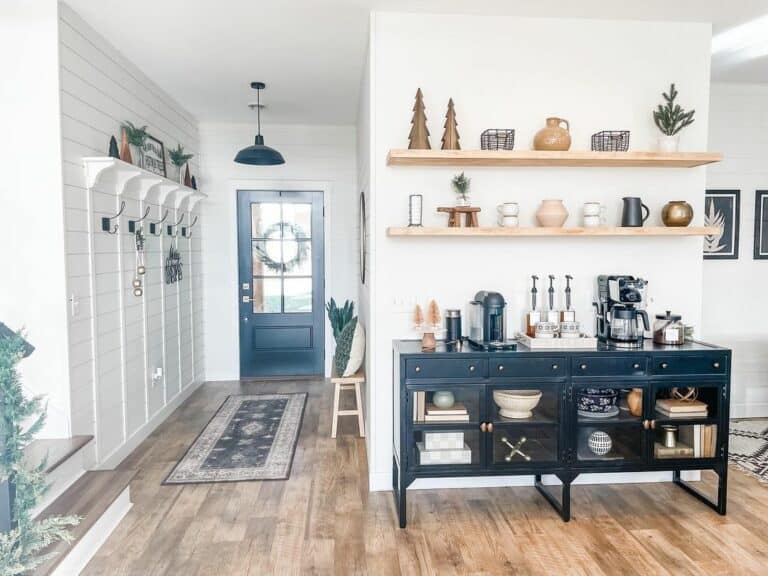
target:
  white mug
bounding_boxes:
[583,202,603,216]
[498,215,519,227]
[497,202,519,216]
[583,215,603,228]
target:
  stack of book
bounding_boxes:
[413,392,470,422]
[655,398,708,418]
[655,424,718,458]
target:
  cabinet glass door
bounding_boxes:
[573,383,647,465]
[650,381,722,461]
[408,386,483,471]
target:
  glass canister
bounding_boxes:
[653,311,685,345]
[445,309,462,344]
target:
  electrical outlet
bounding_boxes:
[152,367,163,387]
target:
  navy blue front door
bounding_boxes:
[237,190,324,377]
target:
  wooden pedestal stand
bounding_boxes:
[437,206,480,227]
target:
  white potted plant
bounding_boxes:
[452,172,471,207]
[653,83,695,153]
[169,144,194,184]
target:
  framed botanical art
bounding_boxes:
[754,190,768,259]
[704,189,740,260]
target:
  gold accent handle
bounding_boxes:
[487,423,494,433]
[480,422,487,432]
[651,419,656,430]
[643,420,650,430]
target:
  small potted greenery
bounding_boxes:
[120,120,148,168]
[169,144,194,184]
[452,172,471,206]
[653,83,695,153]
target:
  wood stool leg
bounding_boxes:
[355,382,365,438]
[331,382,341,438]
[469,212,479,227]
[448,211,457,227]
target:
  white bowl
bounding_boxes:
[493,390,542,419]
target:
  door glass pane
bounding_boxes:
[251,203,282,238]
[492,426,558,465]
[252,240,282,276]
[284,241,312,276]
[282,203,312,238]
[283,278,312,313]
[252,277,281,313]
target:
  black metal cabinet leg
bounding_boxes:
[673,467,728,515]
[534,473,572,522]
[393,457,407,528]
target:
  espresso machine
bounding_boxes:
[593,275,650,348]
[468,291,516,350]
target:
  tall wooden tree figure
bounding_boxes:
[408,88,431,150]
[441,98,461,150]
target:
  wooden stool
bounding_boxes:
[331,369,365,438]
[437,206,481,227]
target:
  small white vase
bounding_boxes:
[130,145,145,169]
[456,195,470,207]
[658,134,680,153]
[536,199,569,227]
[170,164,182,183]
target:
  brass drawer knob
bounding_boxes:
[580,363,587,370]
[414,366,421,373]
[643,420,650,430]
[487,422,494,433]
[713,361,721,369]
[633,363,641,370]
[498,365,504,372]
[651,420,656,430]
[480,422,487,432]
[660,362,669,369]
[469,365,475,372]
[552,364,559,370]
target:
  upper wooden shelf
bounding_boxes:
[386,149,722,168]
[387,226,719,237]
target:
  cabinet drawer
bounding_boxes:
[491,356,566,379]
[572,356,647,378]
[406,358,487,379]
[651,354,727,376]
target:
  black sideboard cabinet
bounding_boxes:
[392,339,731,528]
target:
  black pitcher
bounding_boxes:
[621,197,650,227]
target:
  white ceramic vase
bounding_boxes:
[536,199,568,227]
[658,134,680,153]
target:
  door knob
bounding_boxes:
[414,366,421,373]
[552,364,559,370]
[469,365,475,372]
[580,363,587,370]
[487,422,494,433]
[480,422,487,432]
[713,361,721,369]
[643,419,650,430]
[632,363,641,370]
[651,419,656,430]
[498,365,504,372]
[660,362,669,369]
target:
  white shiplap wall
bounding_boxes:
[59,3,204,465]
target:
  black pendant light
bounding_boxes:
[234,82,285,165]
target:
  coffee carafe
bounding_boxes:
[593,275,650,348]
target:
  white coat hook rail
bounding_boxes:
[182,215,198,238]
[101,201,126,234]
[167,213,185,237]
[128,205,151,234]
[149,209,169,236]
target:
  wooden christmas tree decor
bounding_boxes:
[441,98,460,150]
[120,128,132,164]
[413,304,424,328]
[408,88,431,150]
[421,299,441,351]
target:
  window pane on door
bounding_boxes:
[284,241,312,276]
[284,278,312,312]
[252,277,281,313]
[252,240,282,276]
[251,203,282,238]
[283,203,312,238]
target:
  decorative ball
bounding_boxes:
[133,287,143,297]
[137,265,146,275]
[132,278,142,288]
[588,430,612,456]
[432,391,455,409]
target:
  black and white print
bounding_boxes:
[754,191,768,260]
[704,189,740,260]
[164,393,306,484]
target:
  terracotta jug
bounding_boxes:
[661,201,693,227]
[536,199,569,227]
[627,388,643,417]
[120,129,132,164]
[534,117,571,151]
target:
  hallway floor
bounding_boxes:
[84,379,768,575]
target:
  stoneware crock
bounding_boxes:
[534,117,571,151]
[536,199,569,227]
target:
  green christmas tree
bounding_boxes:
[0,329,79,576]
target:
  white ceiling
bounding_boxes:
[65,0,768,125]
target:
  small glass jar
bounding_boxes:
[653,311,684,345]
[535,321,558,339]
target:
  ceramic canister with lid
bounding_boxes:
[653,311,685,345]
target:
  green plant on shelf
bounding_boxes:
[120,120,148,146]
[169,144,194,167]
[653,83,695,136]
[451,172,471,204]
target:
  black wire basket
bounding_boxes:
[591,131,630,152]
[481,129,515,151]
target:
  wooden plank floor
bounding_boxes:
[84,379,768,575]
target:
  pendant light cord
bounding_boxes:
[257,87,262,136]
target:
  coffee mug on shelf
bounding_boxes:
[498,215,519,227]
[582,202,606,227]
[497,202,519,216]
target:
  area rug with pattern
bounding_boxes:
[164,393,306,484]
[729,419,768,483]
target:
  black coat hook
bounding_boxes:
[149,209,169,236]
[101,201,126,234]
[128,205,151,233]
[182,215,198,238]
[167,213,185,237]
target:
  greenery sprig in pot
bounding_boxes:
[0,327,80,575]
[169,144,194,184]
[451,172,471,207]
[653,83,695,153]
[121,121,148,169]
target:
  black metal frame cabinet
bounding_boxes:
[393,340,731,528]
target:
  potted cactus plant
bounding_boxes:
[120,121,148,169]
[653,83,695,153]
[169,144,194,184]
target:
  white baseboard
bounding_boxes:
[97,379,203,469]
[51,486,132,576]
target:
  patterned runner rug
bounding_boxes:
[164,393,306,484]
[729,419,768,483]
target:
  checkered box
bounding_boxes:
[424,431,465,451]
[417,442,472,465]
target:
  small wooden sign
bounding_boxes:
[142,133,167,177]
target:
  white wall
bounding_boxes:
[199,123,357,380]
[364,13,712,490]
[704,83,768,417]
[58,3,204,465]
[0,0,70,438]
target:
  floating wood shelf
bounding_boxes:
[387,226,719,237]
[386,149,722,168]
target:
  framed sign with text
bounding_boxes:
[142,134,167,177]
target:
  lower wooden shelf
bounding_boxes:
[387,226,718,237]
